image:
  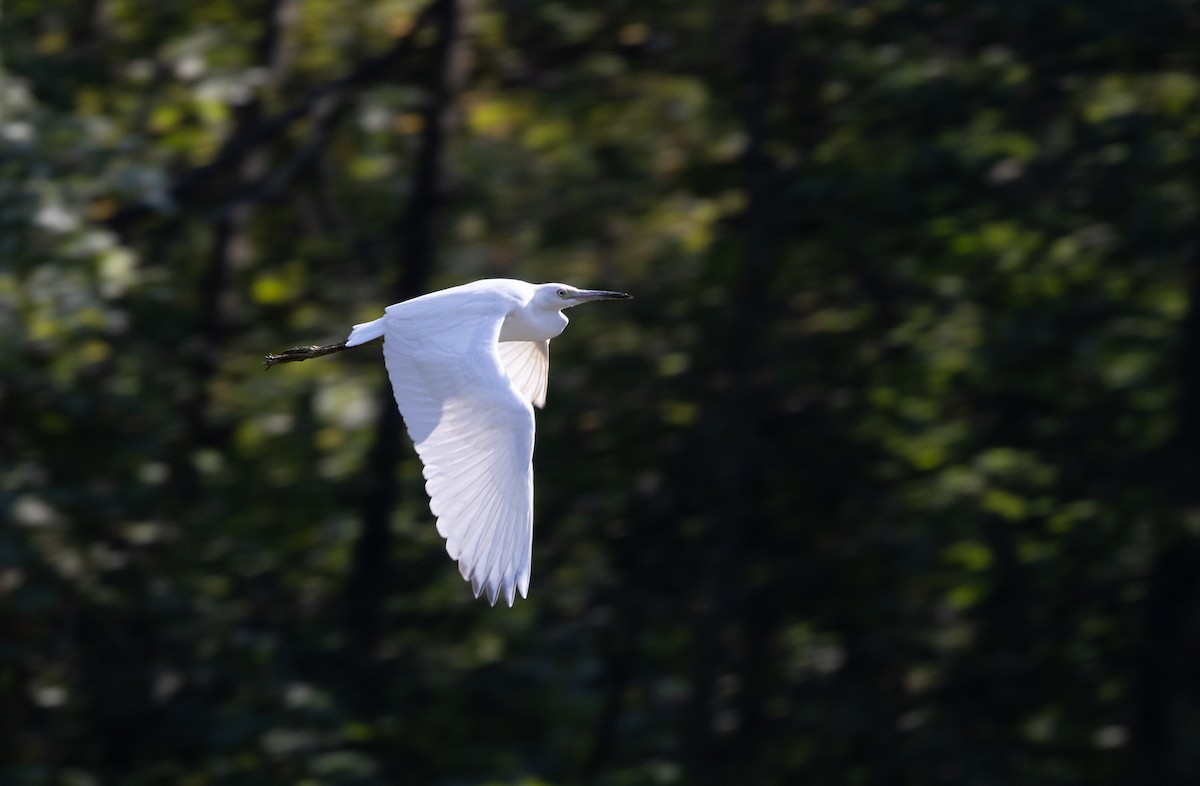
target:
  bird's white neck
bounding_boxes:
[499,306,569,342]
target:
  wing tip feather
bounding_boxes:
[462,561,524,607]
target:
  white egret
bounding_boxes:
[342,279,631,606]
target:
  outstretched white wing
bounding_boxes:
[497,340,549,409]
[380,297,534,606]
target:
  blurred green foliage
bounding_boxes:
[2,0,1199,784]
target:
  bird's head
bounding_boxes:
[535,283,633,311]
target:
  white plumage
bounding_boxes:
[346,279,631,606]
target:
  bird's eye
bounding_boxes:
[556,288,568,298]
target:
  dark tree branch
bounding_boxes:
[210,93,350,221]
[581,608,643,785]
[104,0,439,233]
[342,0,469,712]
[681,12,782,782]
[1130,216,1200,784]
[168,0,303,504]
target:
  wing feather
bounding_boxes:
[496,494,524,606]
[457,480,503,570]
[477,493,511,585]
[379,294,535,606]
[497,340,550,408]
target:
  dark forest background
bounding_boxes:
[2,0,1199,783]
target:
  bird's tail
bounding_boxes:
[345,315,386,347]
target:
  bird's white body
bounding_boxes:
[346,278,630,606]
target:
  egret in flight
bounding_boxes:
[321,279,631,606]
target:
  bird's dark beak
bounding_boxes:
[574,289,633,302]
